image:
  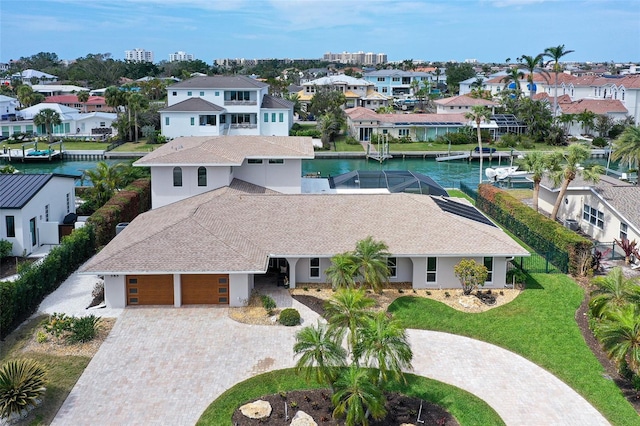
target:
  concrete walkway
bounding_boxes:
[48,284,609,425]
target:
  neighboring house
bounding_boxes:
[44,95,115,113]
[537,174,640,246]
[363,70,435,97]
[1,103,117,138]
[0,95,18,118]
[31,84,89,97]
[133,135,315,208]
[558,99,629,135]
[0,174,77,256]
[11,69,58,84]
[299,74,388,110]
[434,94,497,114]
[81,181,528,309]
[160,76,294,138]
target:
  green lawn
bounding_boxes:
[197,369,504,426]
[110,141,160,152]
[60,141,111,150]
[388,274,638,426]
[331,138,566,154]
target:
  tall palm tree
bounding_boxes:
[518,151,560,212]
[590,267,640,319]
[549,144,604,220]
[77,90,90,113]
[127,92,149,143]
[331,365,386,426]
[324,288,375,352]
[594,304,640,375]
[325,252,358,290]
[293,322,346,387]
[519,54,548,99]
[611,126,640,186]
[500,67,524,94]
[33,108,61,143]
[82,161,128,207]
[352,236,390,293]
[544,45,574,117]
[353,311,413,385]
[465,105,492,185]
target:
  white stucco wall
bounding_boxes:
[149,166,232,209]
[104,275,126,308]
[233,159,303,194]
[230,274,251,307]
[260,108,293,136]
[161,112,223,139]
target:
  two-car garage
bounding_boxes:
[126,274,229,306]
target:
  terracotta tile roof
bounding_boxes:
[345,107,467,124]
[434,95,497,107]
[81,183,528,274]
[159,98,224,112]
[134,136,315,166]
[559,99,628,115]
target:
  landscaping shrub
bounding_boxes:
[67,315,101,343]
[591,136,608,148]
[0,240,11,259]
[260,295,276,315]
[436,131,473,145]
[279,308,301,326]
[0,226,96,338]
[506,268,527,285]
[0,359,47,419]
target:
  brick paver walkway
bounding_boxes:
[52,292,610,425]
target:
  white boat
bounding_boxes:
[485,166,528,181]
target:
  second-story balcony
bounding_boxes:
[224,100,257,106]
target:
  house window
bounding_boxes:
[269,159,284,164]
[30,218,36,246]
[483,257,493,282]
[392,77,400,82]
[187,91,192,96]
[279,113,284,122]
[66,193,70,213]
[197,167,207,186]
[199,115,216,126]
[172,91,177,96]
[387,257,397,278]
[398,129,409,137]
[215,91,219,96]
[165,117,170,125]
[382,87,388,93]
[5,216,15,238]
[310,258,320,278]
[228,91,251,101]
[45,204,49,222]
[173,167,182,187]
[426,257,437,282]
[248,159,263,164]
[200,91,204,96]
[377,77,385,82]
[264,113,269,122]
[583,204,604,229]
[190,117,195,126]
[231,114,253,124]
[271,113,276,122]
[620,223,628,240]
[99,122,106,127]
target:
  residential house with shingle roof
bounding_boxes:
[299,74,388,111]
[434,94,498,114]
[363,70,436,97]
[0,173,76,256]
[161,76,294,139]
[538,174,640,248]
[82,135,528,308]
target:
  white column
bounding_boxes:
[173,274,181,307]
[286,257,299,288]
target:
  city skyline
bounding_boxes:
[1,0,639,65]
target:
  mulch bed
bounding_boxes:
[232,390,458,425]
[0,256,21,279]
[292,294,327,317]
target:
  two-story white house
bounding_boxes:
[160,76,294,139]
[82,135,529,309]
[363,70,435,97]
[299,74,388,111]
[0,173,77,256]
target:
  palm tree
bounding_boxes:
[325,252,358,290]
[557,113,576,134]
[318,112,343,150]
[549,144,604,220]
[611,126,640,186]
[500,67,525,95]
[594,304,640,375]
[127,92,149,143]
[465,105,492,185]
[544,45,574,117]
[33,108,61,143]
[518,151,560,212]
[77,90,90,113]
[590,267,640,319]
[353,311,413,385]
[352,236,390,293]
[324,288,375,352]
[519,54,548,99]
[293,322,346,387]
[81,161,128,207]
[331,365,386,426]
[576,110,596,136]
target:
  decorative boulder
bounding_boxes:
[291,410,317,426]
[239,399,272,419]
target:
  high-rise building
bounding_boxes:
[169,51,194,62]
[125,48,154,63]
[323,51,387,66]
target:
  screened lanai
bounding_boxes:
[328,170,449,196]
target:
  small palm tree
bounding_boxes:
[500,67,524,95]
[544,45,574,117]
[519,53,548,99]
[518,151,561,212]
[611,126,640,186]
[549,144,604,220]
[465,105,492,185]
[293,322,346,387]
[82,161,128,207]
[77,90,90,113]
[325,252,358,290]
[353,311,413,385]
[590,267,640,319]
[331,365,386,426]
[324,288,375,352]
[353,236,391,293]
[33,108,62,143]
[594,304,640,375]
[0,359,47,419]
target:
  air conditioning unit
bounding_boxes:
[564,219,579,231]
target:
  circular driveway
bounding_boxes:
[51,303,609,425]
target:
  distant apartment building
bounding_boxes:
[169,51,194,62]
[323,51,387,66]
[125,48,154,63]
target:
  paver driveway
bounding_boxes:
[52,304,610,425]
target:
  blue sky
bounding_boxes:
[1,0,638,64]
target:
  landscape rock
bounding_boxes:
[290,410,317,426]
[239,399,272,419]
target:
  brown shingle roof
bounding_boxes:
[159,98,224,112]
[81,183,528,275]
[134,136,315,166]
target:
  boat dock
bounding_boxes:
[363,141,392,163]
[436,152,470,162]
[0,141,64,162]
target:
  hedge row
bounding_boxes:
[477,184,593,275]
[0,225,96,338]
[87,178,151,247]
